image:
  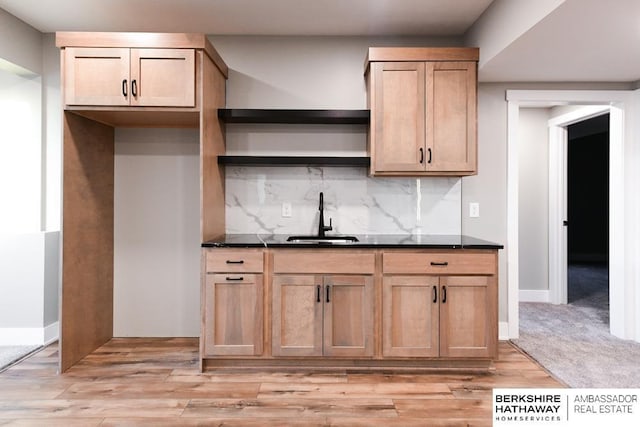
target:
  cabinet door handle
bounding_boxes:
[430,261,449,267]
[225,260,244,264]
[131,79,138,97]
[419,147,424,164]
[316,285,321,303]
[225,276,244,281]
[442,286,447,303]
[427,148,432,164]
[432,285,437,303]
[326,285,331,303]
[122,79,128,97]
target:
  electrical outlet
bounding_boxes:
[281,202,292,218]
[469,202,480,218]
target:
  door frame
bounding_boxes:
[547,105,611,305]
[506,90,635,341]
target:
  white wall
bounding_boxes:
[114,128,201,337]
[0,11,60,344]
[0,67,42,232]
[518,108,550,293]
[0,8,42,74]
[0,231,59,345]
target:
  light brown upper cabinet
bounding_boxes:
[63,47,195,107]
[366,48,478,176]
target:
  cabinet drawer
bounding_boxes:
[273,251,375,274]
[205,249,264,273]
[383,251,495,275]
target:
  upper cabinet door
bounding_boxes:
[63,47,195,108]
[371,62,426,173]
[64,47,130,106]
[130,48,195,107]
[425,61,477,173]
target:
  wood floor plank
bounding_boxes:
[394,398,491,419]
[101,418,327,426]
[0,419,103,426]
[182,398,397,418]
[58,381,261,399]
[258,382,453,399]
[0,340,563,425]
[0,399,188,418]
[168,371,349,384]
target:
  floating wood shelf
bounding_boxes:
[218,156,370,167]
[218,109,370,124]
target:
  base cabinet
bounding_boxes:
[439,275,495,358]
[202,249,264,357]
[201,247,498,370]
[382,276,439,357]
[382,274,496,359]
[272,274,374,357]
[203,274,263,356]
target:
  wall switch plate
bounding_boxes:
[281,202,292,218]
[469,202,480,218]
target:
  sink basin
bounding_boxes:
[286,235,359,244]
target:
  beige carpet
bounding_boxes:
[514,263,640,388]
[0,345,40,372]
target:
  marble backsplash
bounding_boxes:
[225,166,461,236]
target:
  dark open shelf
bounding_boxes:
[218,109,370,124]
[218,156,370,167]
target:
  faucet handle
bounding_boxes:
[326,218,333,232]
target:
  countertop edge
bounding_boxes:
[201,235,504,250]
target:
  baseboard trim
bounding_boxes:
[519,289,550,303]
[0,322,59,345]
[499,322,510,340]
[43,321,59,345]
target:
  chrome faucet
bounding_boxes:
[318,192,333,237]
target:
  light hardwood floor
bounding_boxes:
[0,339,563,426]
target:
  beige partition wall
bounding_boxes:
[61,112,115,372]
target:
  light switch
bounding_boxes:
[282,202,292,218]
[469,202,480,218]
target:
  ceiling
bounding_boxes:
[1,0,639,83]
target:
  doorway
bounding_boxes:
[506,90,634,341]
[566,114,609,316]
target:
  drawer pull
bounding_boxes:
[225,260,245,264]
[430,261,449,267]
[432,285,437,303]
[316,285,321,303]
[326,285,331,303]
[442,286,447,303]
[225,276,244,281]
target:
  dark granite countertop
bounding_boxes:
[202,234,503,249]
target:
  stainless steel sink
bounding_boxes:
[286,235,359,244]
